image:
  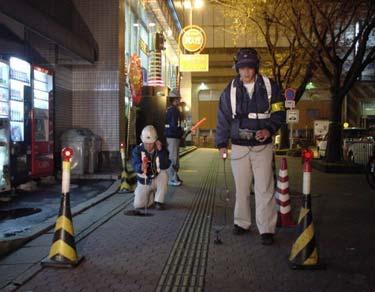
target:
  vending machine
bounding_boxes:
[9,57,31,185]
[30,66,54,177]
[0,60,11,192]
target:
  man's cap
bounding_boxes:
[168,88,181,98]
[235,48,260,70]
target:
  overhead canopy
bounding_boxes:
[349,82,375,100]
[0,23,47,64]
[0,0,98,63]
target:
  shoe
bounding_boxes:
[168,180,182,186]
[261,233,274,245]
[155,202,165,210]
[176,175,183,184]
[233,224,248,235]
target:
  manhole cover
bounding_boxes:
[0,208,42,220]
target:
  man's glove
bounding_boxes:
[142,157,149,174]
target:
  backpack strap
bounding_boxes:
[262,76,272,113]
[230,80,236,119]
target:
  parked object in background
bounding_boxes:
[17,180,38,191]
[365,150,375,189]
[317,127,371,159]
[60,128,102,175]
[314,120,330,138]
[348,141,375,166]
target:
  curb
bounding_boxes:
[179,146,198,157]
[0,180,121,258]
[311,159,365,173]
[0,146,198,257]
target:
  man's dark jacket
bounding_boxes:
[216,75,286,148]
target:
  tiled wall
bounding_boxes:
[72,0,125,170]
[54,65,73,148]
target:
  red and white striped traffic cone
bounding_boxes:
[275,158,295,228]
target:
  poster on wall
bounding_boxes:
[128,54,143,105]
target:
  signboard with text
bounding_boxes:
[179,25,207,53]
[180,54,209,72]
[287,109,299,123]
[285,100,295,109]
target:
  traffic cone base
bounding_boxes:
[120,171,137,193]
[121,170,136,180]
[42,255,84,268]
[289,195,325,270]
[120,180,136,193]
[42,192,83,269]
[119,155,137,192]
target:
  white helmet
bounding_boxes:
[141,125,158,143]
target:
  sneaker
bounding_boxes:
[168,180,182,186]
[147,203,155,209]
[176,175,183,184]
[233,224,248,235]
[155,202,165,210]
[261,233,274,245]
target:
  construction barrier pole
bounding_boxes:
[119,143,136,193]
[289,156,324,269]
[42,147,84,268]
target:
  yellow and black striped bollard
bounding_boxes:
[289,153,325,270]
[42,147,84,268]
[119,143,136,193]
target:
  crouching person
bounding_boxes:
[132,125,170,210]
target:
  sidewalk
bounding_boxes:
[0,146,198,290]
[1,149,374,291]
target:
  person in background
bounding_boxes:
[132,125,170,210]
[165,89,184,186]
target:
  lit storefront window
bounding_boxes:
[125,0,150,73]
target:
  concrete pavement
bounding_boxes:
[1,148,374,291]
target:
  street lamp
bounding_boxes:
[194,0,204,9]
[183,0,192,9]
[183,0,204,10]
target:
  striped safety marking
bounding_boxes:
[280,205,291,213]
[289,205,318,265]
[49,239,77,262]
[278,169,288,178]
[276,198,291,207]
[276,191,291,202]
[47,192,79,263]
[54,216,74,236]
[62,161,70,171]
[121,171,137,179]
[276,186,290,195]
[120,181,136,191]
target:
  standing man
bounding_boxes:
[165,89,184,186]
[132,125,170,210]
[216,48,286,245]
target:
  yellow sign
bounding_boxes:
[180,54,209,72]
[179,25,207,53]
[139,39,148,55]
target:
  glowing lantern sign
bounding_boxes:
[128,54,143,105]
[179,25,206,54]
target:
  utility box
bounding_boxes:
[60,129,89,175]
[79,129,102,174]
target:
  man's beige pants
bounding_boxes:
[134,170,168,208]
[231,144,277,234]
